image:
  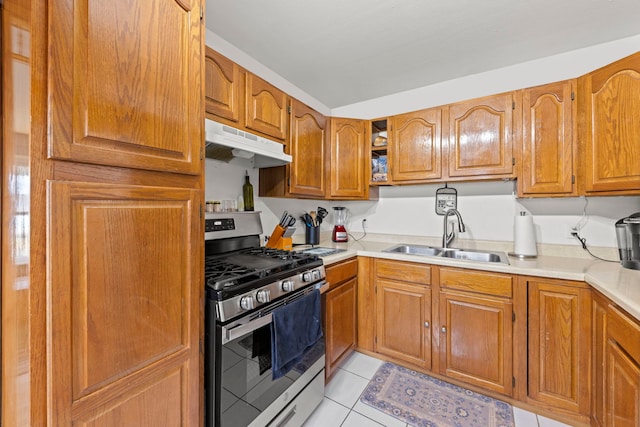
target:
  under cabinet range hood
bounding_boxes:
[204,119,291,168]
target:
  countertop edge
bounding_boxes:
[317,244,640,322]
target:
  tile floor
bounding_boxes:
[303,351,574,427]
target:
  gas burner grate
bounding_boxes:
[204,258,254,276]
[243,247,303,261]
[204,247,321,293]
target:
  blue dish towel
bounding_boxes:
[271,289,323,380]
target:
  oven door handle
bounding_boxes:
[223,313,273,343]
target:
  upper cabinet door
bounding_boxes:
[205,47,240,123]
[520,80,576,196]
[390,108,442,182]
[448,93,515,179]
[245,73,288,141]
[580,52,640,194]
[330,118,367,199]
[48,0,203,175]
[288,99,327,197]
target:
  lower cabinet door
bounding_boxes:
[47,181,201,425]
[607,339,640,426]
[376,280,431,369]
[605,340,640,427]
[325,278,357,379]
[528,280,591,415]
[439,290,513,395]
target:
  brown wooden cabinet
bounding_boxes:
[259,98,327,198]
[48,181,201,425]
[447,92,516,179]
[526,278,591,418]
[288,98,327,197]
[580,51,640,195]
[438,268,513,395]
[205,46,241,123]
[375,260,432,369]
[519,80,577,197]
[6,0,206,424]
[324,258,358,380]
[593,291,640,427]
[48,0,202,175]
[329,117,368,199]
[245,73,288,141]
[389,108,443,183]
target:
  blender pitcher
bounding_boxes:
[332,207,349,242]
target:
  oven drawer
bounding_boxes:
[267,369,325,427]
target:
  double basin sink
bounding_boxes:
[383,244,510,265]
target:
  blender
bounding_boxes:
[332,207,349,242]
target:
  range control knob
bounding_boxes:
[281,280,295,292]
[239,295,255,310]
[302,272,312,282]
[256,289,271,303]
[312,269,321,281]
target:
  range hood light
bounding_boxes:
[231,148,255,159]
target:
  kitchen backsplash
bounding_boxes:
[205,159,640,254]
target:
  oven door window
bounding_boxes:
[219,322,324,426]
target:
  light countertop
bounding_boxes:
[303,238,640,322]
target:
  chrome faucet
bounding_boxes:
[442,208,466,248]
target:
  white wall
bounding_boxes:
[331,33,640,119]
[206,160,640,249]
[204,33,640,250]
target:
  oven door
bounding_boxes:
[205,288,326,427]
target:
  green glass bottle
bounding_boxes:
[243,170,254,211]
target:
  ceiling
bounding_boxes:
[206,0,640,108]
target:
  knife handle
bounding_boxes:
[265,225,286,248]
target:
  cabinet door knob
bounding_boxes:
[441,326,447,334]
[424,321,430,328]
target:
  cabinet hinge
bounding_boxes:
[200,146,204,160]
[512,312,516,322]
[512,377,516,387]
[374,336,377,344]
[571,175,575,184]
[287,177,291,187]
[287,105,292,114]
[200,204,203,219]
[512,101,516,110]
[199,5,203,21]
[512,157,516,166]
[374,285,377,293]
[571,91,575,101]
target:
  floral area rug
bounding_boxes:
[360,362,515,427]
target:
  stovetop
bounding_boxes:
[205,247,322,299]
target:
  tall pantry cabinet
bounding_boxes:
[2,0,204,425]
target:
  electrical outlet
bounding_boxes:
[569,227,579,240]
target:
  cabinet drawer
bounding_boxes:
[607,304,640,364]
[326,258,357,288]
[375,259,431,285]
[440,267,512,298]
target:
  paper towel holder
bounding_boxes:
[508,211,538,259]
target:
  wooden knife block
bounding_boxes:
[275,237,292,251]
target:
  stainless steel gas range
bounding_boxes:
[204,212,325,427]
